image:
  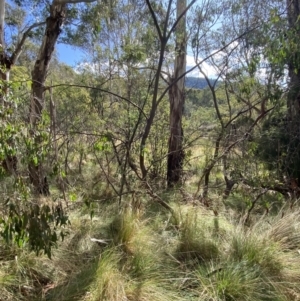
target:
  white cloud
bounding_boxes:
[186,54,218,78]
[185,41,241,79]
[75,54,219,79]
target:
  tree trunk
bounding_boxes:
[0,0,10,102]
[0,0,5,51]
[167,0,186,187]
[29,3,66,195]
[287,0,300,117]
[286,0,300,180]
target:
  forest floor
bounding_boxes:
[1,190,300,301]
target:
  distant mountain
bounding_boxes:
[185,77,217,89]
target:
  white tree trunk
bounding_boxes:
[0,0,5,47]
[167,0,187,187]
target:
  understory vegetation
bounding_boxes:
[1,196,300,301]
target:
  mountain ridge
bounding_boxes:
[185,77,217,89]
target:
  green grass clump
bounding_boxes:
[109,208,141,253]
[228,228,282,276]
[215,211,300,301]
[266,210,300,250]
[126,278,181,301]
[0,268,16,301]
[1,197,300,301]
[173,207,220,264]
[88,249,127,301]
[194,260,279,301]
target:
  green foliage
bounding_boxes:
[0,77,71,258]
[175,210,220,264]
[93,135,112,153]
[0,201,69,258]
[255,107,300,179]
[121,41,146,64]
[186,88,214,108]
[264,9,300,77]
[3,5,300,301]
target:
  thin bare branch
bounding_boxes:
[244,189,268,225]
[157,34,246,106]
[195,106,274,197]
[10,22,46,65]
[145,0,163,41]
[163,0,173,38]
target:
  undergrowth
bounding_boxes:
[0,196,300,301]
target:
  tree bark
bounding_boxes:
[0,0,5,48]
[287,0,300,117]
[286,0,300,179]
[29,2,67,195]
[29,0,98,194]
[0,0,10,97]
[167,0,186,187]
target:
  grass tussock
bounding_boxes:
[195,261,278,301]
[1,198,300,301]
[109,208,142,253]
[174,209,220,264]
[88,249,127,301]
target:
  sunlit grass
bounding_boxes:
[87,249,127,301]
[174,209,220,264]
[194,260,279,301]
[0,196,300,301]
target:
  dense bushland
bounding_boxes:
[1,0,300,300]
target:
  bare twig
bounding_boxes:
[10,22,46,65]
[244,189,268,225]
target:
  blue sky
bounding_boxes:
[56,44,217,78]
[56,44,85,66]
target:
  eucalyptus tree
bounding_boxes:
[0,1,44,85]
[0,1,47,180]
[60,0,199,206]
[141,0,198,188]
[27,0,101,194]
[167,0,187,187]
[0,0,104,193]
[284,0,300,181]
[0,0,81,255]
